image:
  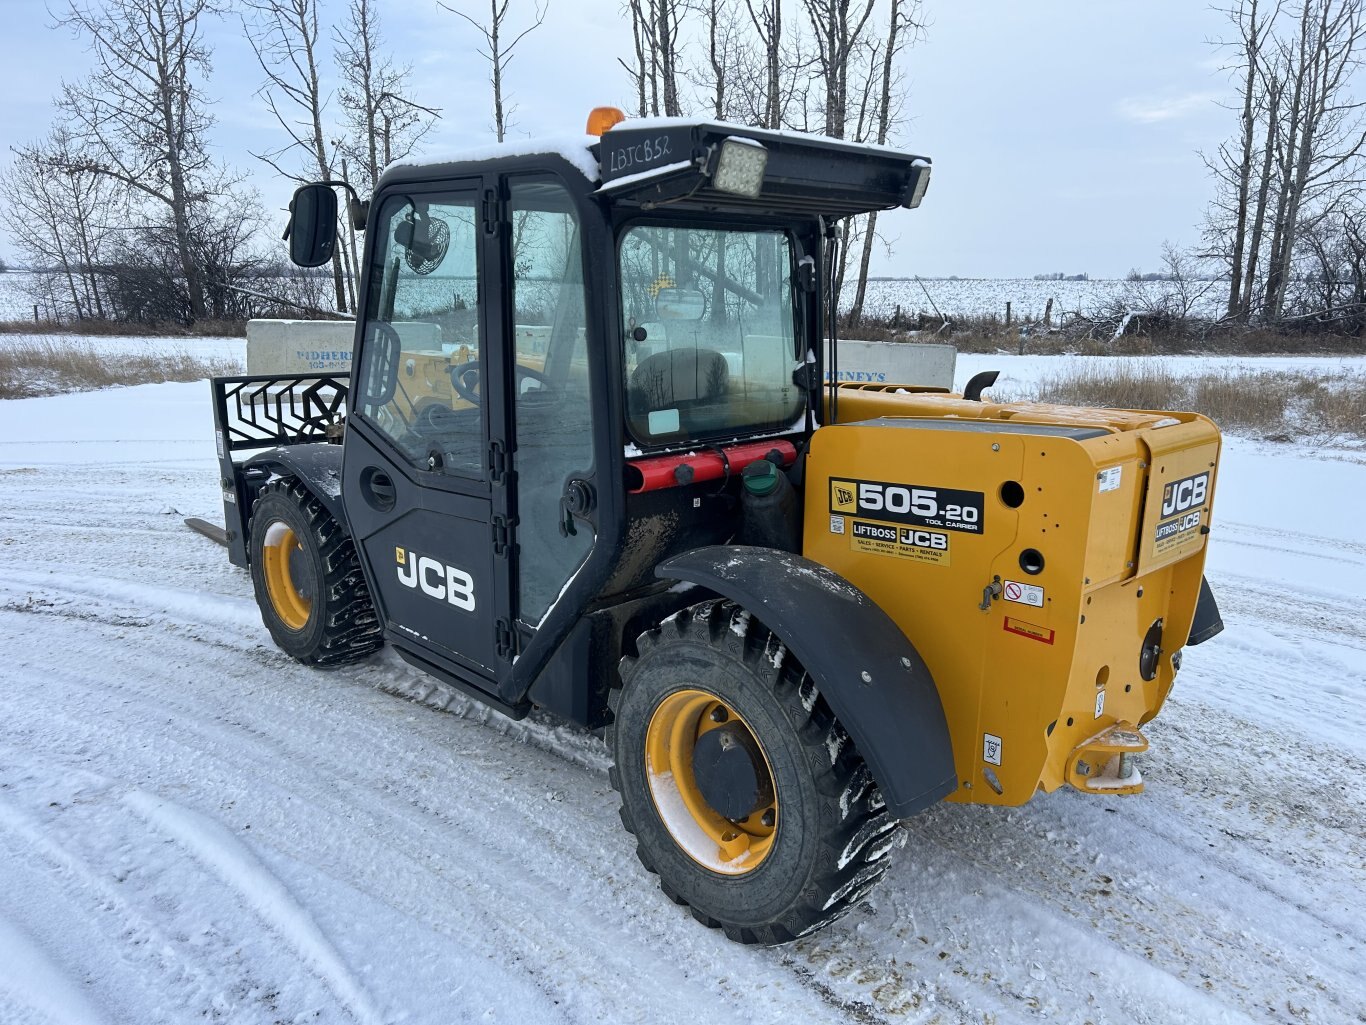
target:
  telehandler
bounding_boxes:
[201,107,1223,944]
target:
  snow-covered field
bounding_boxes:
[0,271,1213,325]
[0,350,1363,1024]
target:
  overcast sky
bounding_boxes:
[0,0,1234,278]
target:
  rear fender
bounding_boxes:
[655,546,957,819]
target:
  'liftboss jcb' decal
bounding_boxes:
[831,477,985,534]
[396,546,476,611]
[1152,471,1211,555]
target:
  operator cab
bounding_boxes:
[282,110,932,724]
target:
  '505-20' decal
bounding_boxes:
[830,478,985,534]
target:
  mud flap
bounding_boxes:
[656,545,957,819]
[1188,576,1224,646]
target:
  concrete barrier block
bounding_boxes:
[246,319,357,375]
[825,339,956,389]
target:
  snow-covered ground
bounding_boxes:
[0,354,1363,1024]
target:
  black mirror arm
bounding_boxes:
[330,180,369,231]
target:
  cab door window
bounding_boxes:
[354,191,484,475]
[508,179,594,623]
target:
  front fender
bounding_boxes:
[222,443,347,567]
[656,546,956,819]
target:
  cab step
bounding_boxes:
[1066,723,1148,795]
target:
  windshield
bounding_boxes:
[619,224,802,447]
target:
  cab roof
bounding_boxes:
[377,118,931,220]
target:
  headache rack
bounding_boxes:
[205,373,351,565]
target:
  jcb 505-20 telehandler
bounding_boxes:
[200,107,1224,945]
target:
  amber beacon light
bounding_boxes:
[586,106,627,136]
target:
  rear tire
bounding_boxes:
[609,600,901,944]
[249,478,383,667]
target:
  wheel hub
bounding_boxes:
[691,721,774,820]
[643,689,778,874]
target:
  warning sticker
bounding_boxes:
[1003,617,1055,644]
[829,515,846,535]
[1002,579,1044,607]
[1094,690,1106,719]
[983,733,1002,766]
[1098,466,1122,493]
[849,520,950,566]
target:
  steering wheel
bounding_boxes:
[449,360,556,404]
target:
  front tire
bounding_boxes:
[248,478,383,667]
[609,600,901,944]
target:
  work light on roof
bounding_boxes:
[712,138,768,198]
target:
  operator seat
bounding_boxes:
[629,347,729,413]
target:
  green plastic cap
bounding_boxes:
[742,459,780,496]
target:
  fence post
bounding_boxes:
[1005,301,1012,327]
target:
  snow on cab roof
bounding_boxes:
[382,134,601,184]
[617,116,929,163]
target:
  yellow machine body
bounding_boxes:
[803,385,1220,806]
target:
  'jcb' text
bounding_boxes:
[396,547,476,611]
[1161,472,1209,517]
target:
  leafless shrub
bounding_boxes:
[0,338,241,399]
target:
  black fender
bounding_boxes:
[1187,575,1224,646]
[246,443,346,525]
[656,546,957,819]
[223,443,348,566]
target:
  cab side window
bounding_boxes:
[355,191,484,476]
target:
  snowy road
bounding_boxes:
[0,379,1363,1025]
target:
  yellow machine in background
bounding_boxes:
[805,384,1219,804]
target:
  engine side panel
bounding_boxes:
[802,410,1220,806]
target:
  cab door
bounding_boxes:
[501,177,597,634]
[342,180,513,690]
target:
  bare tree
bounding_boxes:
[1209,0,1282,318]
[1,127,120,320]
[442,0,549,141]
[1264,0,1366,316]
[52,0,235,322]
[744,0,785,127]
[847,0,923,324]
[334,0,440,193]
[801,0,877,138]
[621,0,686,117]
[244,0,351,312]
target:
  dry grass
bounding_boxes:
[1032,360,1366,441]
[0,318,248,337]
[0,338,242,400]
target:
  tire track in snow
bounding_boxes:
[0,769,286,1024]
[0,611,877,1025]
[0,910,108,1025]
[123,791,386,1025]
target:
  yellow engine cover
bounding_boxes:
[803,391,1220,806]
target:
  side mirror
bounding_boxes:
[285,183,338,268]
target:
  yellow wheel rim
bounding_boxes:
[644,689,777,875]
[261,521,312,631]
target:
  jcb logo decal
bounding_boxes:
[396,546,476,611]
[831,482,857,513]
[1161,472,1209,517]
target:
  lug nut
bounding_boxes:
[709,706,729,723]
[761,808,775,827]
